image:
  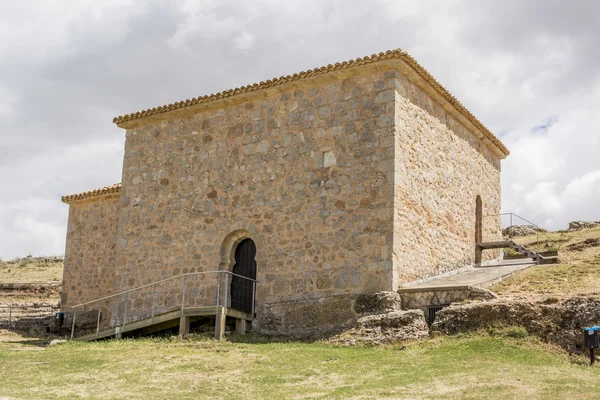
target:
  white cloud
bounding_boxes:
[234,30,254,52]
[0,86,16,116]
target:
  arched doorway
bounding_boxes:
[475,195,483,244]
[230,238,257,314]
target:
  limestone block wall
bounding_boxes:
[62,195,119,309]
[113,69,400,332]
[392,75,502,285]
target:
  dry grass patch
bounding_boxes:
[0,261,63,283]
[492,227,600,297]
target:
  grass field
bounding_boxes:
[491,227,600,297]
[1,229,600,399]
[0,261,63,283]
[0,331,598,400]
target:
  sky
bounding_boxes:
[1,0,599,259]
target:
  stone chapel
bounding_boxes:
[61,49,508,338]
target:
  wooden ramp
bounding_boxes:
[75,306,253,342]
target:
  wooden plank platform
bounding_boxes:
[477,241,513,249]
[75,306,253,342]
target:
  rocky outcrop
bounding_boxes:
[432,297,600,353]
[330,309,429,346]
[0,282,61,297]
[568,221,600,231]
[1,255,64,265]
[502,225,545,237]
[565,238,600,252]
[328,292,429,345]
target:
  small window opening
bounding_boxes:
[426,304,448,325]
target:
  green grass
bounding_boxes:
[0,333,598,399]
[3,230,600,399]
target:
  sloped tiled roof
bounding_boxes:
[112,49,509,156]
[61,183,121,204]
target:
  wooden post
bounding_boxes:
[96,309,101,337]
[178,315,190,337]
[70,310,76,340]
[235,318,246,335]
[214,306,226,340]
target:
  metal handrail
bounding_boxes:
[484,212,544,253]
[485,212,541,229]
[72,270,257,309]
[69,269,258,340]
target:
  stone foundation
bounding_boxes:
[399,287,497,312]
[255,291,404,337]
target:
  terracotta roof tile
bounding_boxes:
[61,183,121,204]
[113,49,508,156]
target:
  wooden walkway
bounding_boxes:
[75,306,253,342]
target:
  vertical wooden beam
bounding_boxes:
[235,318,246,335]
[214,307,227,340]
[178,315,190,337]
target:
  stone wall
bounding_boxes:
[113,68,400,331]
[62,194,119,309]
[392,74,502,285]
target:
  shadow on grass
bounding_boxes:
[2,335,54,348]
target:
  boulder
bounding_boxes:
[330,309,429,346]
[354,291,402,315]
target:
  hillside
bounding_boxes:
[492,226,600,298]
[0,256,63,305]
[0,256,63,283]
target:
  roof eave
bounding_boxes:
[61,184,122,204]
[113,50,509,158]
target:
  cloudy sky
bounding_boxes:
[1,0,599,259]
